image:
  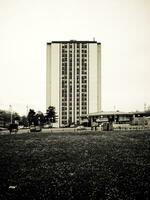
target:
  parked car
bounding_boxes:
[60,124,66,128]
[76,125,86,130]
[18,125,24,129]
[70,124,77,128]
[8,123,18,134]
[43,124,52,129]
[30,125,42,132]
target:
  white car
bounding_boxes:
[18,125,24,129]
[43,124,52,129]
[30,125,42,132]
[76,126,86,130]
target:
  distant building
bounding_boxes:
[46,40,101,127]
[80,111,150,127]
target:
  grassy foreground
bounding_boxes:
[0,130,150,200]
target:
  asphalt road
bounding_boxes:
[0,127,91,135]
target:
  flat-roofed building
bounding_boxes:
[46,40,101,127]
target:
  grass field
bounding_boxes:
[0,130,150,200]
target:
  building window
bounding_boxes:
[82,89,87,92]
[82,70,87,75]
[82,106,87,110]
[62,103,67,106]
[82,44,87,48]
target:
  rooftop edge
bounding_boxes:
[47,40,101,44]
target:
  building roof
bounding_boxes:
[47,40,101,44]
[81,111,131,117]
[81,111,150,118]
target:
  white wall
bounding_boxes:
[46,45,51,109]
[89,43,100,113]
[97,44,101,111]
[46,43,60,126]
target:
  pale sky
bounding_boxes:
[0,0,150,115]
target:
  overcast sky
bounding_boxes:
[0,0,150,115]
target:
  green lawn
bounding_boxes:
[0,131,150,200]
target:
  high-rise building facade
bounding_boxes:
[46,40,101,127]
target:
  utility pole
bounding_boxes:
[114,105,116,112]
[26,105,29,116]
[9,105,12,124]
[144,103,147,112]
[26,105,29,127]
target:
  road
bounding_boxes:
[0,127,91,135]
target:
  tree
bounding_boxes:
[35,111,45,126]
[27,109,45,126]
[0,110,11,125]
[27,109,36,126]
[0,109,21,127]
[19,116,28,127]
[13,112,21,122]
[45,106,57,123]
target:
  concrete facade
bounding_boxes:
[46,40,101,127]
